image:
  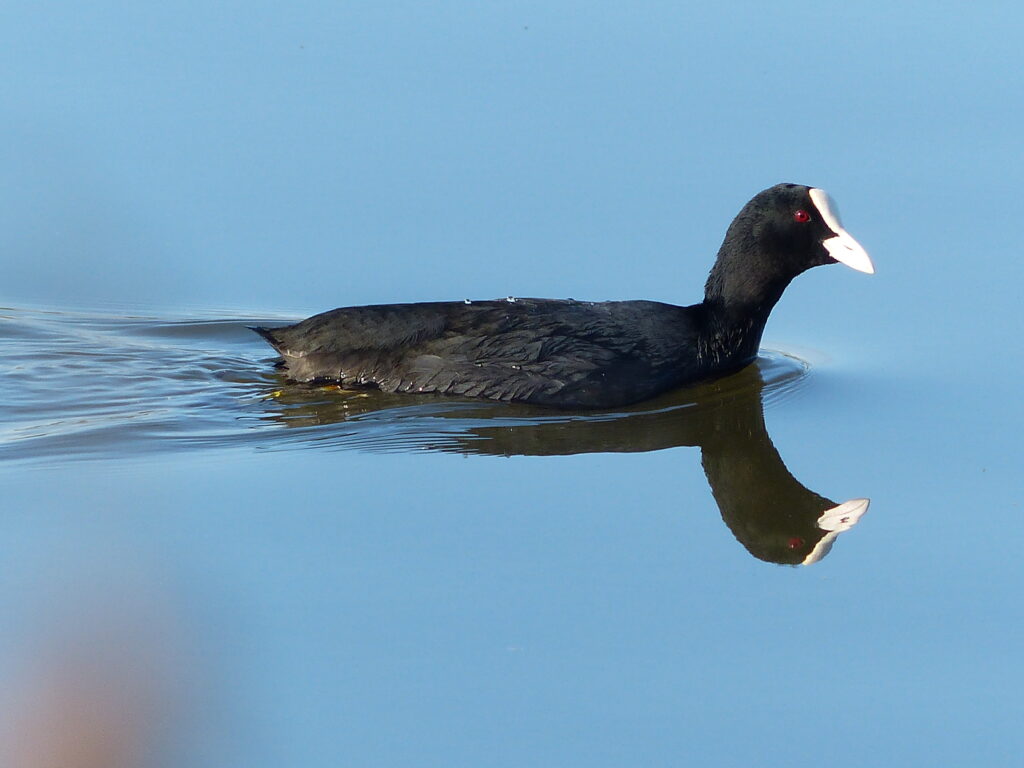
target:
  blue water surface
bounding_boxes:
[2,3,1023,767]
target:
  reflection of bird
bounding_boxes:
[260,360,869,565]
[254,184,872,408]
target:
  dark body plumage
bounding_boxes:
[253,184,872,409]
[256,299,713,408]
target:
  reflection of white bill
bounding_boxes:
[803,498,871,566]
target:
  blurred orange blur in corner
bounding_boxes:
[0,564,193,768]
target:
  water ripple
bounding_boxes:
[0,306,813,465]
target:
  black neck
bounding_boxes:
[696,241,794,370]
[693,299,772,372]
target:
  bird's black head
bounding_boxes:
[704,183,873,308]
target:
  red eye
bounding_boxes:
[787,537,805,550]
[794,209,811,223]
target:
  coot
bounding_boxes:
[253,183,872,408]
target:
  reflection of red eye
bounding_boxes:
[787,537,805,550]
[794,210,811,223]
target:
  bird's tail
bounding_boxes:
[249,326,284,352]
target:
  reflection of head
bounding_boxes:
[261,356,868,565]
[699,386,870,565]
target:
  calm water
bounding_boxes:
[3,2,1024,767]
[2,297,1021,766]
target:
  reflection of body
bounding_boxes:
[263,359,868,565]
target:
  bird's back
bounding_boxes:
[254,298,703,408]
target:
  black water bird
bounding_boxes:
[253,184,873,408]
